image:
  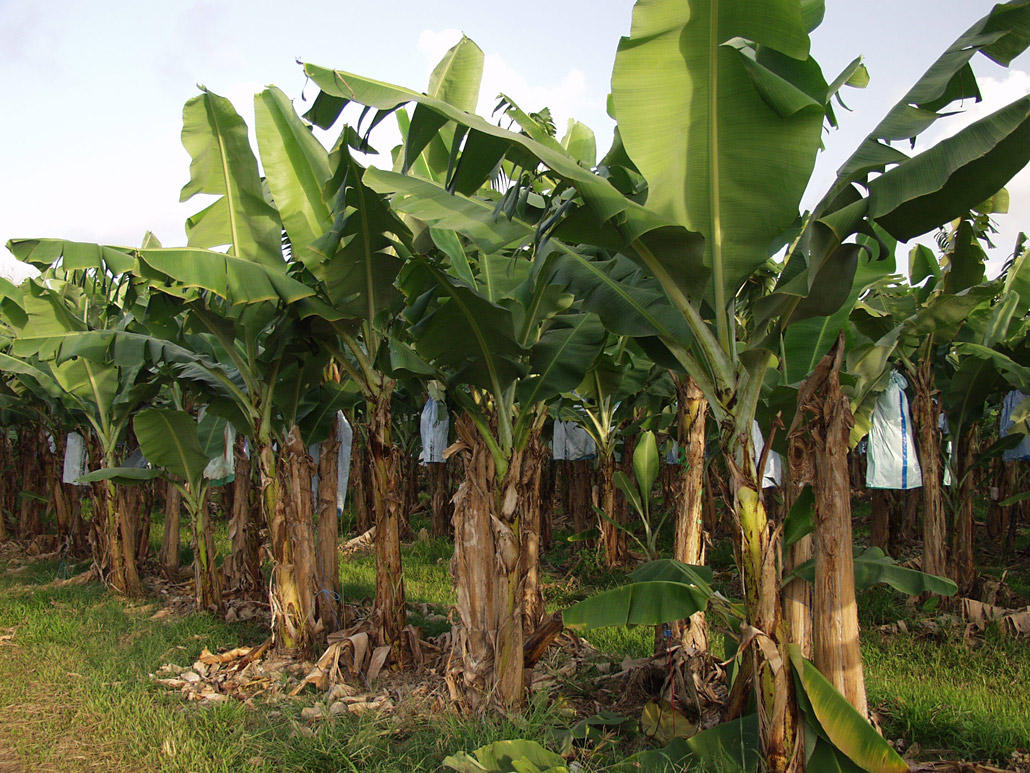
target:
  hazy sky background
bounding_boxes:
[1,0,1027,281]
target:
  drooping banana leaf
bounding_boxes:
[785,546,958,596]
[516,313,606,406]
[77,467,163,486]
[789,645,908,773]
[364,168,697,350]
[307,143,409,324]
[134,408,211,490]
[627,559,715,588]
[825,0,1030,202]
[399,257,528,398]
[7,238,135,275]
[616,716,760,773]
[562,580,710,630]
[137,247,314,307]
[867,96,1030,241]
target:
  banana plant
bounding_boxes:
[84,408,231,611]
[9,81,414,656]
[0,271,163,595]
[395,243,607,710]
[6,87,332,651]
[554,337,659,567]
[564,553,927,773]
[847,269,1004,574]
[606,429,665,561]
[931,216,1030,592]
[0,278,89,547]
[297,41,492,660]
[307,39,611,706]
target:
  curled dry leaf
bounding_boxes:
[198,646,253,665]
[366,645,391,683]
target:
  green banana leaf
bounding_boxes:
[196,412,230,463]
[627,559,715,588]
[616,716,760,773]
[364,167,696,352]
[868,96,1030,241]
[825,0,1030,203]
[789,645,908,773]
[7,238,135,275]
[308,142,409,324]
[134,408,211,490]
[781,231,896,385]
[137,247,314,307]
[400,258,528,396]
[563,580,710,630]
[632,430,659,499]
[951,342,1030,391]
[613,470,643,519]
[785,546,958,596]
[77,467,163,486]
[365,167,530,254]
[303,62,662,239]
[560,120,596,168]
[0,353,66,404]
[51,358,119,416]
[404,35,484,182]
[909,243,940,286]
[516,313,607,406]
[782,486,816,548]
[254,86,332,267]
[806,738,868,773]
[611,0,824,311]
[180,88,283,268]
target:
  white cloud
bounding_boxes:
[417,28,464,66]
[479,54,593,136]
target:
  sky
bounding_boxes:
[1,0,1028,283]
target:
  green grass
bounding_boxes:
[0,555,586,773]
[2,508,1030,770]
[864,624,1030,765]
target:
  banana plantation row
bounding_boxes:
[3,1,1030,770]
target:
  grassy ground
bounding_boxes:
[1,507,1029,771]
[0,550,571,773]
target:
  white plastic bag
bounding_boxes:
[553,420,597,461]
[309,411,355,512]
[203,424,236,481]
[937,411,953,487]
[125,447,149,469]
[866,371,922,489]
[420,398,449,464]
[337,411,353,511]
[751,421,782,489]
[1000,390,1030,462]
[665,440,680,465]
[63,431,87,485]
